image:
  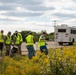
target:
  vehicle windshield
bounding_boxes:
[58,29,66,32]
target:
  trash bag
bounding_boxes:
[11,46,18,53]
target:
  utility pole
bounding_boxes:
[53,20,57,27]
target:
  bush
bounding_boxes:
[0,46,76,75]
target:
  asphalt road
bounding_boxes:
[21,41,62,55]
[0,41,71,58]
[0,41,65,57]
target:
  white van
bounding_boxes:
[54,24,76,45]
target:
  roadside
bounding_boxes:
[21,41,63,55]
[0,41,73,57]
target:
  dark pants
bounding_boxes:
[40,45,48,55]
[15,44,21,54]
[0,43,3,55]
[19,43,22,54]
[5,45,11,56]
[27,45,35,59]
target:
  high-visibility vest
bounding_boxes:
[5,36,12,44]
[0,33,4,43]
[18,33,23,42]
[26,35,34,45]
[14,35,20,45]
[38,35,46,47]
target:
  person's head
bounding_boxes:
[42,32,46,36]
[15,30,18,33]
[15,30,18,35]
[1,30,4,34]
[29,31,33,35]
[8,31,11,36]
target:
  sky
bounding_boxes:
[0,0,76,34]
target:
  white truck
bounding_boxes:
[54,24,76,45]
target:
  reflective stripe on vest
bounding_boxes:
[5,36,11,44]
[26,35,34,45]
[0,33,4,43]
[38,35,46,47]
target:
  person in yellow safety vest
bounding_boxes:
[26,31,35,59]
[13,31,23,54]
[0,30,4,56]
[38,32,48,55]
[5,31,12,56]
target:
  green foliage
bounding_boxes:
[20,30,54,42]
[20,31,30,42]
[49,32,54,41]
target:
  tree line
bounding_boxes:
[19,30,54,42]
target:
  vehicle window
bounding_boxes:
[71,30,76,34]
[58,29,66,32]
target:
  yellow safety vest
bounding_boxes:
[26,35,34,45]
[14,35,20,45]
[5,36,12,44]
[38,35,46,47]
[0,33,4,43]
[18,33,23,42]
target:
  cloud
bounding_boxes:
[0,0,15,3]
[0,18,16,22]
[24,5,55,11]
[0,0,76,34]
[0,21,54,35]
[0,5,16,11]
[72,0,76,2]
[0,0,43,5]
[2,11,44,17]
[17,0,43,5]
[53,12,76,19]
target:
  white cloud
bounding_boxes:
[0,0,76,35]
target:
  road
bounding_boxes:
[0,41,63,58]
[21,41,62,55]
[0,41,65,57]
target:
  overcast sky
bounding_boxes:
[0,0,76,34]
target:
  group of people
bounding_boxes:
[0,30,23,56]
[0,30,48,59]
[26,31,48,59]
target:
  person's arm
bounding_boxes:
[13,35,16,44]
[25,37,27,43]
[2,34,5,39]
[33,37,35,43]
[4,36,7,44]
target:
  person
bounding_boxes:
[15,31,23,54]
[38,32,48,55]
[26,31,35,59]
[13,31,23,54]
[0,30,4,56]
[5,31,12,56]
[18,32,23,54]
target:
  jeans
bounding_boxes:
[40,45,48,55]
[27,45,35,59]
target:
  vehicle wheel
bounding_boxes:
[59,42,63,45]
[69,42,73,45]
